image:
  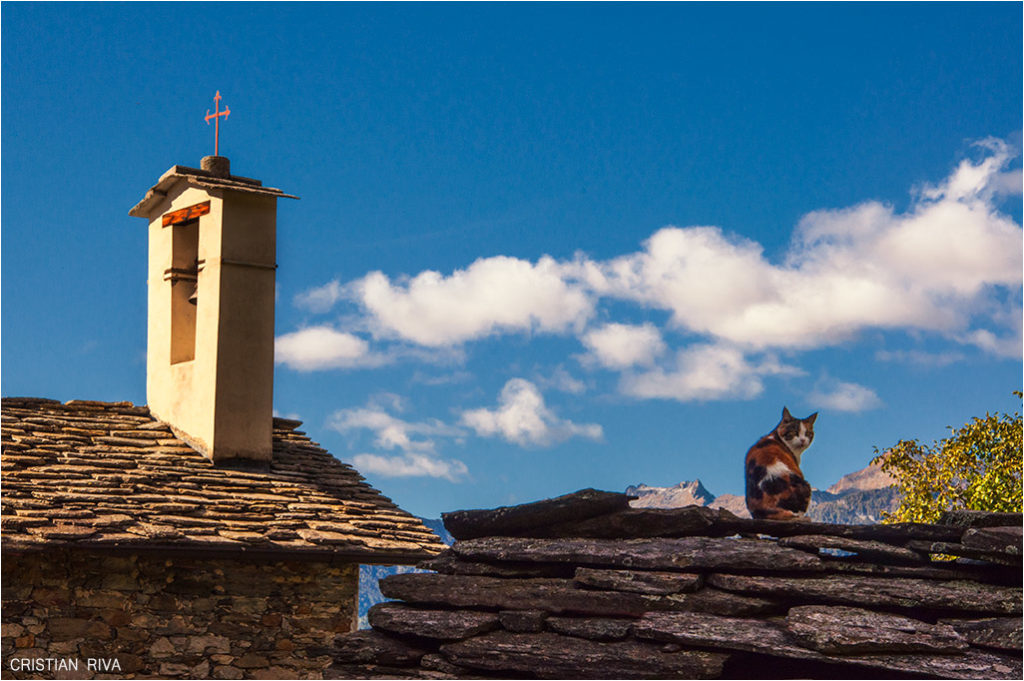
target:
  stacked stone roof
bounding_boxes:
[329,489,1022,679]
[1,398,443,563]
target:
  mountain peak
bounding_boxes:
[827,461,897,495]
[626,479,715,508]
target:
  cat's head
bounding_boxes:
[776,407,817,461]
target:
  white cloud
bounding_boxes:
[581,322,666,369]
[351,255,594,346]
[875,349,964,367]
[410,370,474,386]
[582,227,776,342]
[332,380,604,479]
[596,141,1020,352]
[460,378,603,447]
[620,344,800,402]
[958,327,1024,358]
[275,326,384,371]
[921,138,1019,202]
[366,391,408,413]
[289,140,1021,399]
[328,403,468,481]
[351,452,468,482]
[534,365,587,395]
[328,406,462,454]
[587,165,1021,350]
[991,168,1022,197]
[276,327,464,372]
[810,380,883,412]
[294,279,345,313]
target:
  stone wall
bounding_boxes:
[1,549,358,679]
[328,490,1022,679]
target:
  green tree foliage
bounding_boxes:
[872,392,1023,524]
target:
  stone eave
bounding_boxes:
[129,164,298,217]
[0,541,437,566]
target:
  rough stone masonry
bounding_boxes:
[327,489,1023,679]
[2,551,356,680]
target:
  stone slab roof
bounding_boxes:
[128,164,298,217]
[1,398,443,563]
[329,489,1022,679]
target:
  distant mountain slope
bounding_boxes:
[629,463,900,524]
[626,480,715,508]
[358,563,421,629]
[812,462,899,524]
[827,461,897,494]
[358,517,453,628]
[708,493,748,517]
[419,516,454,545]
[807,486,901,524]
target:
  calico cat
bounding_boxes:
[745,407,817,520]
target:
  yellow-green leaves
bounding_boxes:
[872,391,1023,524]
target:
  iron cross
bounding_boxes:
[204,91,231,156]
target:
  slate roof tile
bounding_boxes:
[1,398,443,562]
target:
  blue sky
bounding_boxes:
[3,3,1021,518]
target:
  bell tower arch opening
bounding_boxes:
[168,218,200,364]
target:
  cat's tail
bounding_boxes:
[751,509,804,521]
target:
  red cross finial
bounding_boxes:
[204,90,231,156]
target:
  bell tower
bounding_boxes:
[130,154,297,464]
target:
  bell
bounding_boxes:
[187,258,200,305]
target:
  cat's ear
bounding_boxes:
[806,412,818,425]
[782,406,793,421]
